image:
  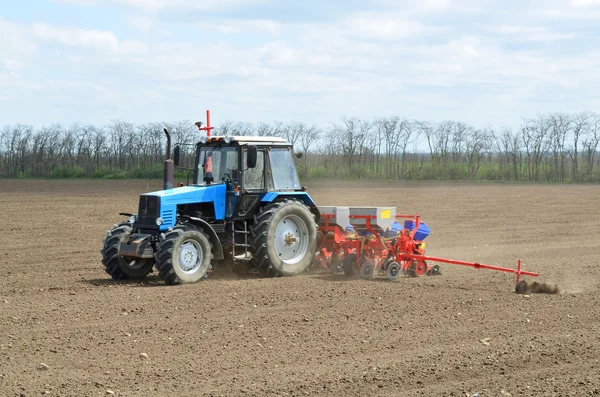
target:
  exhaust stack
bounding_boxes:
[163,128,174,190]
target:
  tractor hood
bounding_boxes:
[143,183,227,231]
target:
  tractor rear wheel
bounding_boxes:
[101,223,154,280]
[250,199,318,277]
[154,223,213,285]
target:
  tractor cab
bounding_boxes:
[184,136,304,220]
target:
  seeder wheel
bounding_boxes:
[408,260,428,277]
[359,261,374,280]
[342,255,356,276]
[386,262,401,280]
[427,264,441,276]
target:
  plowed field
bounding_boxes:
[1,180,599,397]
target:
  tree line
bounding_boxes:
[1,112,599,182]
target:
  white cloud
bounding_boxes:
[490,25,577,41]
[32,24,147,54]
[2,59,24,72]
[542,7,600,18]
[260,42,298,65]
[0,18,37,97]
[0,18,37,59]
[348,15,424,40]
[247,20,282,35]
[570,0,600,7]
[126,15,154,32]
[197,19,282,35]
[422,0,451,11]
[374,0,483,14]
[55,0,269,12]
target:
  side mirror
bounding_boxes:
[247,145,257,169]
[295,152,303,159]
[173,145,181,166]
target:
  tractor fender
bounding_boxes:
[181,216,224,260]
[261,192,320,223]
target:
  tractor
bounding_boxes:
[101,111,319,285]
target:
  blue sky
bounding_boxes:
[1,0,599,129]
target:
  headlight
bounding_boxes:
[129,215,137,223]
[156,217,164,226]
[224,136,231,143]
[199,135,208,144]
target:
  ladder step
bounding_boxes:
[233,243,250,248]
[233,231,251,235]
[233,253,252,261]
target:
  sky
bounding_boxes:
[1,0,600,129]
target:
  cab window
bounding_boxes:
[198,146,238,183]
[244,150,265,190]
[269,148,301,190]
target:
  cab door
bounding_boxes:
[236,147,268,219]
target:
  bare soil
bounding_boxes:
[1,179,599,397]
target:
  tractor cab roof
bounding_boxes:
[199,135,291,147]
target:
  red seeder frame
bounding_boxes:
[316,213,538,283]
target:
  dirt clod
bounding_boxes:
[515,281,560,295]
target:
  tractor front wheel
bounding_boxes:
[250,199,318,277]
[154,223,212,285]
[101,223,154,280]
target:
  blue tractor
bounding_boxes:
[101,112,320,285]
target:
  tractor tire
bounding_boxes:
[250,199,318,277]
[101,223,155,280]
[154,223,213,285]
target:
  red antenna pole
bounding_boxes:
[197,110,215,137]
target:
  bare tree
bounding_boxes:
[464,127,493,179]
[398,121,415,179]
[570,112,590,182]
[548,112,572,182]
[316,129,340,178]
[582,113,600,180]
[331,117,361,171]
[297,124,320,178]
[497,128,521,181]
[255,122,275,137]
[522,116,550,181]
